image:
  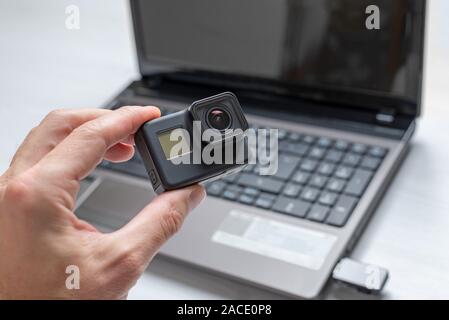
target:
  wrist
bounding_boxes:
[0,278,8,300]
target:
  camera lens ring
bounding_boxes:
[206,106,232,131]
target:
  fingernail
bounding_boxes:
[189,186,206,208]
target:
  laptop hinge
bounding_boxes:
[375,108,396,125]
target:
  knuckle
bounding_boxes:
[74,121,108,147]
[55,122,74,138]
[117,106,137,120]
[5,179,29,199]
[45,109,68,122]
[117,106,139,130]
[117,248,146,279]
[41,109,75,137]
[28,126,39,136]
[78,121,101,135]
[3,176,33,204]
[118,105,138,114]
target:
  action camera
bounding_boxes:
[135,92,249,194]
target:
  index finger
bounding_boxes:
[36,106,160,180]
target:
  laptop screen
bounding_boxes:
[132,0,425,114]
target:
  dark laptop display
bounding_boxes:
[132,0,425,116]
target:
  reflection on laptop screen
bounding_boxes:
[135,0,424,104]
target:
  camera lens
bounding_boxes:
[207,108,231,131]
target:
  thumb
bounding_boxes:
[109,184,206,262]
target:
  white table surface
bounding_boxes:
[1,0,448,299]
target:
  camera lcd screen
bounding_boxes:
[158,129,191,160]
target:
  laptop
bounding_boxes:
[76,0,426,298]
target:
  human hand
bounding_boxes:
[0,107,206,299]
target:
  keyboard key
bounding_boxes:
[294,143,310,156]
[334,140,349,151]
[206,181,227,196]
[342,153,362,167]
[273,196,311,218]
[351,143,368,154]
[368,146,387,158]
[254,197,273,209]
[239,194,255,205]
[288,132,302,142]
[274,154,300,180]
[223,174,238,183]
[226,185,243,192]
[280,141,309,156]
[253,165,262,175]
[326,178,346,193]
[292,171,311,185]
[309,175,328,189]
[237,173,284,194]
[307,204,330,222]
[255,194,275,209]
[223,189,240,201]
[283,183,302,197]
[302,135,316,144]
[360,156,381,171]
[326,195,358,227]
[300,187,320,202]
[309,147,326,160]
[317,162,336,176]
[325,150,344,163]
[344,169,373,197]
[278,129,288,140]
[243,187,259,197]
[279,141,292,153]
[300,159,318,172]
[198,132,381,226]
[317,137,333,148]
[318,191,338,206]
[259,193,276,201]
[334,166,354,180]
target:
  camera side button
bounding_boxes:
[149,169,158,185]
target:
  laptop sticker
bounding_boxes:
[212,210,337,270]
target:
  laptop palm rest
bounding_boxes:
[76,176,154,232]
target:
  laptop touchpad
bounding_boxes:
[76,177,154,231]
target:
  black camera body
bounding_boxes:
[135,92,249,194]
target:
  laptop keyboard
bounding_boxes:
[101,105,388,228]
